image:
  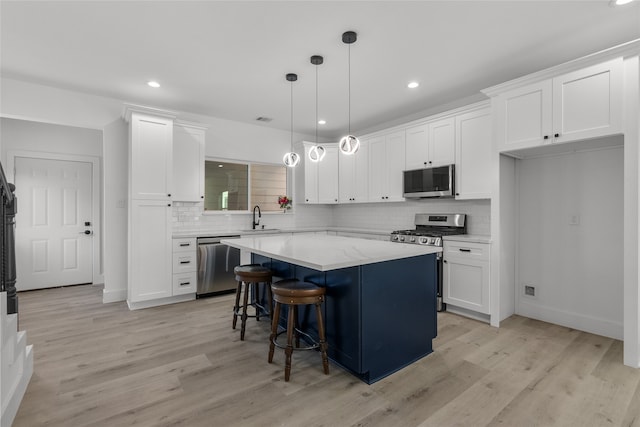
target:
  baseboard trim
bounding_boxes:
[102,288,127,304]
[517,300,623,340]
[446,305,491,324]
[126,293,195,310]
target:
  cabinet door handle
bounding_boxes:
[179,243,190,247]
[168,203,171,207]
[443,260,448,263]
[554,133,560,138]
[168,193,171,197]
[179,281,191,286]
[201,196,204,199]
[459,248,471,252]
[180,260,191,264]
[543,135,549,140]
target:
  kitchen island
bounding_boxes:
[222,234,440,384]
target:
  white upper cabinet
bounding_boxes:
[455,107,492,200]
[369,131,406,202]
[295,142,319,204]
[552,59,623,143]
[317,145,339,204]
[495,58,623,152]
[405,118,455,170]
[339,140,369,203]
[130,112,173,200]
[172,122,205,202]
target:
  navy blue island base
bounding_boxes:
[252,252,438,384]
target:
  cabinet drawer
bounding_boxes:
[173,272,197,295]
[443,241,490,262]
[173,238,197,253]
[173,253,197,274]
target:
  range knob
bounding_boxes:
[399,236,405,242]
[419,237,427,244]
[392,235,399,241]
[434,237,442,246]
[410,236,416,243]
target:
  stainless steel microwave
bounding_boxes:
[403,164,455,198]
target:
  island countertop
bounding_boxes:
[222,234,441,271]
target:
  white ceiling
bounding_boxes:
[1,1,639,138]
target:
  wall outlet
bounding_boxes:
[569,214,580,225]
[524,285,536,297]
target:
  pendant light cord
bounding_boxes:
[290,80,294,151]
[348,42,351,135]
[315,64,318,145]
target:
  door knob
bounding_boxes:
[79,230,93,235]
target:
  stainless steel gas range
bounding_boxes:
[390,213,466,311]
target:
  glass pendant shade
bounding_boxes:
[308,145,326,162]
[339,134,360,155]
[283,151,300,167]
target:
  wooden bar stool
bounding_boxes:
[233,264,273,340]
[268,279,329,381]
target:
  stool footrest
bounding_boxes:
[271,327,319,351]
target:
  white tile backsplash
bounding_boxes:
[331,199,491,235]
[172,199,491,236]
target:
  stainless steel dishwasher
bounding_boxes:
[197,236,241,297]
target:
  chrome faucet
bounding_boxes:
[252,205,261,230]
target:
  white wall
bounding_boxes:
[516,144,624,339]
[102,118,128,303]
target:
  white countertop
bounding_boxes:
[172,227,393,239]
[443,234,492,244]
[221,234,441,271]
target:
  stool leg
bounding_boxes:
[240,281,250,340]
[232,280,242,329]
[267,282,273,321]
[285,305,295,382]
[254,282,261,321]
[293,305,300,348]
[268,302,281,363]
[315,301,330,375]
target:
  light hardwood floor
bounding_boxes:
[12,284,640,427]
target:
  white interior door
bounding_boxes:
[14,157,93,290]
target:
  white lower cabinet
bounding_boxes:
[128,200,173,304]
[172,237,197,296]
[443,240,491,314]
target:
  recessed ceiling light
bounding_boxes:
[147,81,160,88]
[610,0,634,5]
[318,120,326,125]
[407,82,420,89]
[218,164,223,168]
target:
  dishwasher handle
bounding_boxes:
[197,235,240,245]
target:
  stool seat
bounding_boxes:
[234,264,272,282]
[232,264,273,340]
[271,279,325,298]
[268,279,329,382]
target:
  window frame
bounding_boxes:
[202,158,293,214]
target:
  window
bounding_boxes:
[204,160,288,212]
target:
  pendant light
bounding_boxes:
[309,55,326,163]
[339,30,360,156]
[283,73,300,168]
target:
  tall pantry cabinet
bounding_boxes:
[124,106,202,309]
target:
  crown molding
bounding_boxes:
[122,103,178,122]
[482,38,640,97]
